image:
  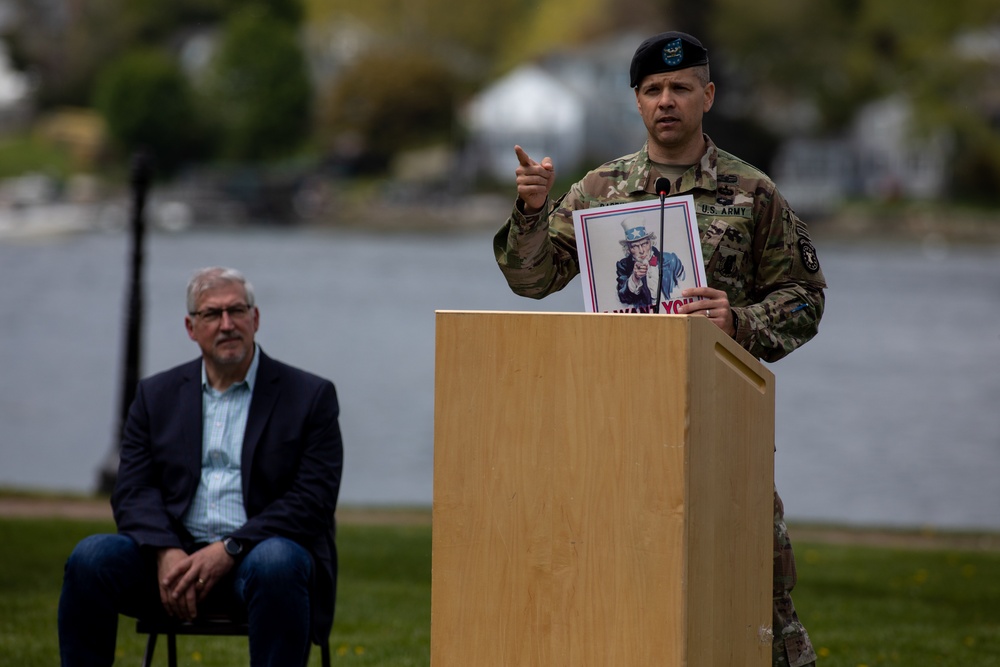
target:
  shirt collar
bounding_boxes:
[201,343,260,393]
[630,134,720,196]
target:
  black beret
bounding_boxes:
[629,31,709,88]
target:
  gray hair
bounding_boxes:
[186,267,256,314]
[692,64,711,87]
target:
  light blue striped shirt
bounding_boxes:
[182,344,259,543]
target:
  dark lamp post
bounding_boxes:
[97,150,153,495]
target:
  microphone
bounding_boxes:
[652,178,670,313]
[654,177,670,199]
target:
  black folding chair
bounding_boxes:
[137,612,331,667]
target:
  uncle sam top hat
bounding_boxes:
[619,216,656,247]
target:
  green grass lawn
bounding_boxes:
[1,516,998,666]
[792,541,1000,666]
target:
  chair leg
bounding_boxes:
[141,633,157,667]
[142,625,322,666]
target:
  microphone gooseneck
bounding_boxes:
[652,178,670,314]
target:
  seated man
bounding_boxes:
[59,266,344,667]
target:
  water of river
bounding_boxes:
[1,223,998,530]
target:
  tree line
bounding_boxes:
[2,0,997,200]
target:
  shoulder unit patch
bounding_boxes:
[798,238,820,273]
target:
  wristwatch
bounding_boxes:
[222,536,244,560]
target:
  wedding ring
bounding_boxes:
[197,578,205,587]
[706,309,711,318]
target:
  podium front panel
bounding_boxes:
[432,311,772,667]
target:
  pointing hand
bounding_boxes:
[514,145,555,214]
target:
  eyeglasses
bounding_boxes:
[189,303,252,323]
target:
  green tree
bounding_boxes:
[220,0,305,25]
[199,5,313,161]
[307,0,521,73]
[322,49,463,170]
[92,48,205,173]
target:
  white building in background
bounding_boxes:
[462,65,585,183]
[0,38,31,131]
[771,139,854,218]
[772,95,954,216]
[773,26,1000,215]
[0,41,26,105]
[850,95,952,201]
[464,26,1000,212]
[462,33,648,183]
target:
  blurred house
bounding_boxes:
[771,140,853,218]
[462,65,584,183]
[462,33,647,183]
[773,96,953,216]
[850,96,952,200]
[465,26,1000,214]
[0,38,32,133]
[774,26,1000,216]
[469,36,954,214]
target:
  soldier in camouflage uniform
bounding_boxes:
[492,31,824,667]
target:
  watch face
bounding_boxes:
[224,537,242,556]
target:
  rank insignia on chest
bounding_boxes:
[720,254,739,277]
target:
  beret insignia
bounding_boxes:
[662,38,684,67]
[629,31,710,88]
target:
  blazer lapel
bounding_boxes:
[179,359,205,497]
[242,351,280,498]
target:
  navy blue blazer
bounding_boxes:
[111,349,344,641]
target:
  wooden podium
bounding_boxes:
[431,311,774,667]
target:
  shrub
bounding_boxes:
[199,5,313,161]
[322,49,463,171]
[92,48,204,173]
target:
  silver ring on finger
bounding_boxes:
[706,309,712,318]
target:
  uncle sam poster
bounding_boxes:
[573,195,707,314]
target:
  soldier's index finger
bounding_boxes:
[514,145,535,167]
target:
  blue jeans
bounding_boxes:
[58,534,313,667]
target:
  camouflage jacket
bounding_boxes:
[493,136,827,362]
